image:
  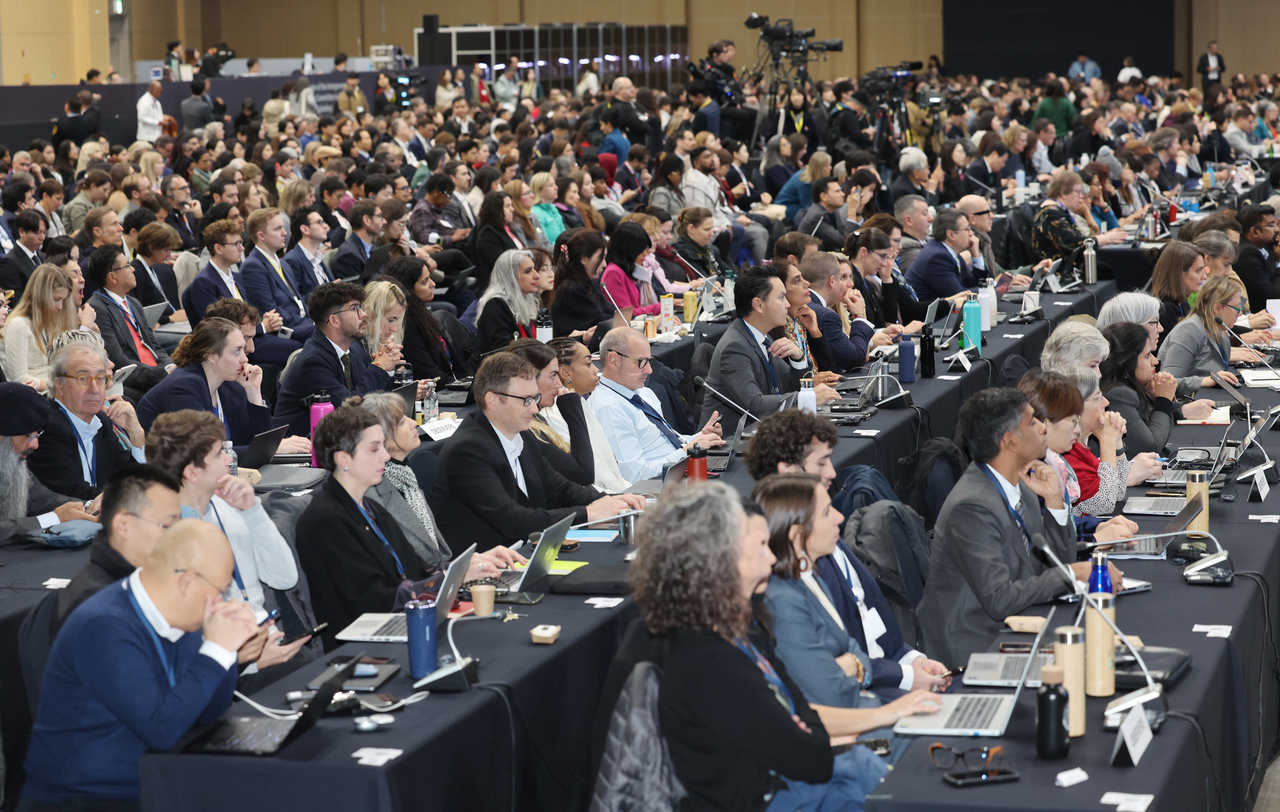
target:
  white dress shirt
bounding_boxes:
[183,495,298,621]
[542,400,631,493]
[828,545,925,689]
[55,399,145,487]
[743,318,807,371]
[985,464,1070,526]
[127,570,237,669]
[211,262,242,299]
[494,428,528,495]
[589,378,694,483]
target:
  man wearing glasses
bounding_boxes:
[27,343,146,499]
[590,327,725,482]
[275,281,422,434]
[86,246,174,399]
[904,208,987,303]
[957,195,1049,287]
[431,352,646,552]
[0,382,99,544]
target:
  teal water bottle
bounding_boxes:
[962,292,982,357]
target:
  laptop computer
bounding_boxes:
[1089,495,1203,558]
[392,381,417,417]
[237,425,289,469]
[707,417,747,473]
[963,650,1054,689]
[335,545,477,643]
[495,515,572,593]
[895,607,1056,737]
[1127,444,1231,515]
[186,653,361,754]
[1146,421,1234,486]
[143,302,170,328]
[1210,370,1251,414]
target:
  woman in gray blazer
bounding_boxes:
[1157,276,1257,380]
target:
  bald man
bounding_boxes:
[136,80,165,143]
[956,194,1048,285]
[22,520,257,807]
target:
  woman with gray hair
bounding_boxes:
[1039,320,1110,374]
[1057,365,1162,516]
[1095,291,1222,406]
[475,249,540,354]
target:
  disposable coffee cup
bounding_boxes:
[472,584,496,617]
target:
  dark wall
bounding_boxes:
[942,0,1175,81]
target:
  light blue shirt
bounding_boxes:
[56,399,145,486]
[984,464,1070,527]
[590,378,693,483]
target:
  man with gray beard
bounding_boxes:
[0,383,99,543]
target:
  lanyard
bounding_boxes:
[125,581,175,688]
[95,291,141,333]
[208,503,250,602]
[56,402,97,487]
[789,110,804,132]
[356,501,407,579]
[210,392,231,437]
[978,464,1034,554]
[734,637,795,714]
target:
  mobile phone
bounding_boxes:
[278,326,294,340]
[278,622,328,645]
[944,768,1020,787]
[258,608,280,627]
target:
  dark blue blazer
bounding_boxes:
[282,244,333,301]
[137,364,275,456]
[808,291,873,373]
[903,239,978,302]
[330,235,370,282]
[239,247,315,341]
[274,332,392,434]
[187,263,246,327]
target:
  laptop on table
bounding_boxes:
[1145,421,1234,486]
[336,545,477,643]
[895,607,1056,737]
[494,515,572,593]
[1127,434,1232,516]
[706,417,747,474]
[1089,495,1203,558]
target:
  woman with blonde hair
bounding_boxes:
[137,151,166,187]
[276,178,315,218]
[529,172,565,244]
[504,179,546,248]
[361,280,408,359]
[1,264,79,390]
[75,142,103,177]
[1159,275,1264,379]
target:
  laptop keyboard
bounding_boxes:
[1152,469,1191,484]
[948,695,1004,730]
[1145,497,1187,513]
[201,719,290,752]
[498,569,521,587]
[1000,656,1029,681]
[374,615,408,638]
[706,455,730,473]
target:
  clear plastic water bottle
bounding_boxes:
[223,440,238,476]
[422,381,439,422]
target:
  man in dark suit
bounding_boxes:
[904,208,983,302]
[85,247,173,397]
[162,175,201,251]
[616,145,650,211]
[180,79,216,132]
[1197,41,1224,92]
[964,141,1010,199]
[889,150,942,207]
[316,176,350,249]
[51,94,93,150]
[916,388,1094,669]
[274,281,409,434]
[0,209,47,303]
[187,218,249,325]
[704,267,840,434]
[284,206,335,300]
[795,177,857,252]
[799,251,884,372]
[27,343,146,499]
[430,352,645,551]
[240,207,315,343]
[1235,204,1280,312]
[330,199,384,282]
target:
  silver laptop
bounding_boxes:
[335,545,476,642]
[894,606,1056,737]
[963,650,1054,688]
[143,302,169,328]
[496,514,572,593]
[1146,422,1234,486]
[1128,441,1232,516]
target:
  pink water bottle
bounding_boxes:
[309,393,334,468]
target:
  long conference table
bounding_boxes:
[6,276,1280,812]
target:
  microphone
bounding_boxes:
[1214,316,1280,383]
[1088,529,1230,576]
[571,509,644,530]
[694,376,760,423]
[831,371,911,407]
[1029,532,1165,721]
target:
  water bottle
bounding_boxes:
[1086,551,1116,697]
[987,279,998,329]
[1015,168,1026,188]
[309,392,334,468]
[393,364,413,389]
[919,327,936,379]
[1083,238,1097,285]
[404,599,438,679]
[686,443,708,481]
[535,308,553,343]
[1036,665,1071,759]
[422,380,439,422]
[797,377,817,415]
[1088,550,1113,595]
[223,441,238,477]
[962,293,982,357]
[897,336,916,383]
[976,285,992,332]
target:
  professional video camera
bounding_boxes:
[685,61,743,108]
[857,61,922,109]
[744,13,843,58]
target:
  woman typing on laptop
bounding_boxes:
[1158,276,1266,381]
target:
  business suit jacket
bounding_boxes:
[0,245,44,303]
[330,235,370,282]
[89,291,173,371]
[616,163,645,210]
[795,203,855,252]
[26,403,138,499]
[137,363,274,456]
[1156,314,1230,380]
[430,411,601,552]
[239,248,315,341]
[808,291,874,373]
[275,332,392,434]
[889,173,939,207]
[1234,241,1280,313]
[282,244,334,301]
[704,318,811,434]
[763,575,875,709]
[180,96,216,131]
[296,475,428,650]
[963,158,1000,197]
[366,476,451,571]
[166,211,199,251]
[474,224,519,292]
[1197,52,1225,89]
[315,201,348,249]
[916,462,1076,669]
[850,269,888,328]
[129,259,181,324]
[187,263,245,326]
[904,239,977,302]
[1,473,76,544]
[1101,383,1177,455]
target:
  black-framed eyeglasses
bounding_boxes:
[221,240,244,248]
[929,743,1003,772]
[491,391,541,408]
[337,304,366,316]
[969,209,991,217]
[614,351,651,369]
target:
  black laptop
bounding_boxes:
[185,655,361,755]
[706,417,747,473]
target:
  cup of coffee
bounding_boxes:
[471,584,496,617]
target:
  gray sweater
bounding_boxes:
[1156,315,1230,380]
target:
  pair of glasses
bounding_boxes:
[174,567,232,594]
[58,373,109,388]
[492,391,541,408]
[614,351,651,369]
[1225,301,1244,314]
[929,744,1003,772]
[129,513,175,531]
[338,304,366,316]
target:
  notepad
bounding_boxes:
[513,559,590,576]
[1177,406,1231,425]
[566,529,619,543]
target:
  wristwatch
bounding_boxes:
[83,500,94,513]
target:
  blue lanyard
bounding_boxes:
[734,637,795,714]
[979,464,1034,554]
[356,502,407,579]
[94,291,140,333]
[208,503,249,602]
[56,402,97,487]
[125,581,175,688]
[210,394,231,437]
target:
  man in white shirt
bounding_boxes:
[136,80,165,143]
[1030,119,1058,177]
[590,327,724,482]
[284,205,334,299]
[680,147,768,264]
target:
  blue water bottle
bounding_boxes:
[962,293,983,357]
[405,599,438,679]
[898,336,916,383]
[1088,551,1113,595]
[1015,169,1026,188]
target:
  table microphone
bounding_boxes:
[1214,315,1280,387]
[1088,529,1230,577]
[693,376,760,424]
[1030,532,1165,722]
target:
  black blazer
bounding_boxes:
[275,332,393,434]
[1235,241,1280,313]
[296,475,427,650]
[475,297,532,355]
[0,245,44,304]
[474,223,520,293]
[88,290,173,370]
[850,269,888,328]
[330,235,370,282]
[26,403,138,499]
[550,280,611,338]
[166,211,199,251]
[429,411,600,552]
[400,308,479,384]
[963,158,999,197]
[137,364,274,456]
[532,393,595,487]
[129,259,182,323]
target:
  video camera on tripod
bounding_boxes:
[685,62,743,108]
[744,13,843,60]
[857,61,923,110]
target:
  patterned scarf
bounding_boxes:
[1046,449,1081,504]
[785,316,816,370]
[383,459,451,565]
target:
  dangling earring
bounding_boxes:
[564,376,573,385]
[797,556,810,573]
